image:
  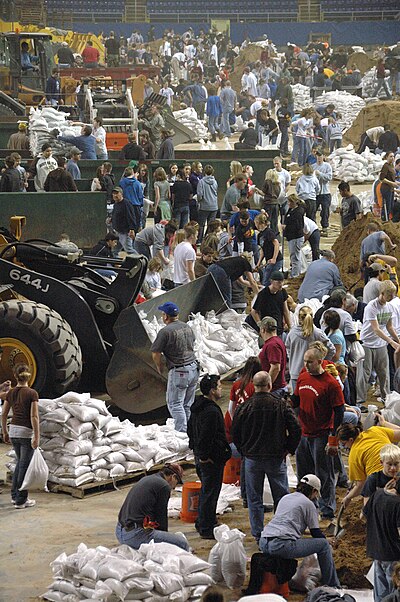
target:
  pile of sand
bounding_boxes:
[230,44,267,92]
[346,51,375,75]
[343,100,400,147]
[332,213,400,291]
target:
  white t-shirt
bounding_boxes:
[173,241,196,285]
[388,296,400,331]
[296,117,313,138]
[160,87,174,106]
[275,168,291,203]
[360,298,393,348]
[303,216,318,236]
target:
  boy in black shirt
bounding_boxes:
[171,172,192,228]
[234,211,256,254]
[276,98,292,156]
[255,213,283,286]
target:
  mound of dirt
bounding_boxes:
[230,44,270,92]
[346,51,375,75]
[333,498,372,589]
[332,213,400,291]
[343,100,400,148]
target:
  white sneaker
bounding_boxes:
[15,499,36,509]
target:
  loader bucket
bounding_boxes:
[106,274,228,415]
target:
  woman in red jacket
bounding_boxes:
[225,356,261,506]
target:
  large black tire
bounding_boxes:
[0,300,82,397]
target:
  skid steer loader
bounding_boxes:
[0,219,227,420]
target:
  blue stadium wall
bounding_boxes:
[70,21,400,46]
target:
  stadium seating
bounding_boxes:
[46,0,125,22]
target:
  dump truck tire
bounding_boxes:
[0,300,82,396]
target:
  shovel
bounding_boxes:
[334,504,346,539]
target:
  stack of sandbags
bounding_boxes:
[7,392,191,488]
[328,144,384,183]
[140,309,260,376]
[42,541,214,601]
[292,83,312,113]
[29,106,82,157]
[313,91,365,131]
[361,68,391,99]
[172,107,209,140]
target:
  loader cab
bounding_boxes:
[1,33,54,101]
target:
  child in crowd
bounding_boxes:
[233,211,256,256]
[144,257,163,293]
[361,443,400,506]
[327,117,343,153]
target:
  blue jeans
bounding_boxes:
[261,259,284,286]
[96,152,108,160]
[374,79,391,98]
[264,204,279,236]
[279,125,289,154]
[329,139,342,154]
[133,239,151,259]
[296,434,336,519]
[207,264,232,307]
[195,460,225,535]
[208,114,220,135]
[198,209,218,243]
[374,560,395,602]
[118,232,136,254]
[230,443,246,501]
[316,194,331,229]
[297,136,309,167]
[172,205,190,228]
[245,456,289,540]
[287,237,304,277]
[221,110,232,137]
[116,523,189,551]
[11,437,34,505]
[166,361,198,432]
[291,134,300,163]
[259,536,340,588]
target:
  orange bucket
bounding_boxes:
[180,481,201,522]
[223,456,241,484]
[260,571,289,598]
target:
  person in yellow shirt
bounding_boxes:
[337,415,400,508]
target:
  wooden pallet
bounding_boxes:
[6,459,196,500]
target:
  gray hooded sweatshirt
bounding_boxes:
[197,175,218,211]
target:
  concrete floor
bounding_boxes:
[0,177,375,601]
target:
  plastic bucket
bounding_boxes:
[223,456,241,484]
[260,571,290,598]
[180,481,201,522]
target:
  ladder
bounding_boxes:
[125,0,147,22]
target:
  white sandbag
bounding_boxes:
[93,414,113,430]
[91,458,108,469]
[67,405,99,422]
[178,554,211,575]
[220,528,247,589]
[57,454,90,468]
[41,420,64,434]
[102,418,123,435]
[109,464,126,477]
[124,576,154,590]
[19,448,49,491]
[123,461,143,473]
[152,572,185,595]
[64,440,93,456]
[49,580,79,595]
[94,469,110,480]
[183,572,214,586]
[86,398,111,415]
[208,525,230,582]
[64,418,93,435]
[56,473,94,487]
[90,446,110,461]
[41,591,66,601]
[122,449,144,462]
[97,558,145,581]
[290,554,321,592]
[105,451,126,464]
[54,465,92,478]
[44,408,72,423]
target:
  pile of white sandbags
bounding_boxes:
[140,309,260,376]
[172,107,209,140]
[361,68,391,99]
[42,541,214,601]
[328,144,384,183]
[314,91,365,131]
[292,83,311,112]
[29,106,81,157]
[6,392,191,488]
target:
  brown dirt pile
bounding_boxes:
[343,100,400,147]
[333,498,372,589]
[346,52,375,75]
[332,213,400,291]
[231,44,272,92]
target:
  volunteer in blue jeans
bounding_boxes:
[116,463,189,551]
[259,474,341,588]
[151,302,198,432]
[232,371,301,543]
[1,364,40,509]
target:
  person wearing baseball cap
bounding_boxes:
[363,262,387,304]
[7,123,29,151]
[151,301,198,432]
[258,316,287,395]
[116,463,189,551]
[248,270,290,336]
[259,473,340,588]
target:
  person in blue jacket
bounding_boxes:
[206,87,222,141]
[45,69,61,106]
[58,125,96,159]
[119,166,144,233]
